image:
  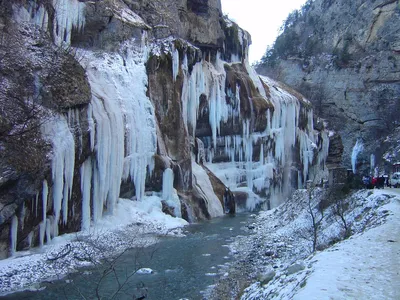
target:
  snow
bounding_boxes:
[294,190,400,300]
[212,188,400,300]
[136,268,154,274]
[0,196,188,295]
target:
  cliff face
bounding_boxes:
[0,0,329,258]
[257,0,400,174]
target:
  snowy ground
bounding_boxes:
[210,188,400,300]
[0,196,188,295]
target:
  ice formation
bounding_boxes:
[351,140,364,174]
[8,2,330,256]
[52,0,86,46]
[179,49,328,208]
[162,168,174,201]
[35,35,156,241]
[10,216,18,256]
[42,114,75,237]
[13,1,49,30]
[82,37,157,216]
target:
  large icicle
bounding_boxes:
[82,36,157,220]
[162,168,174,201]
[42,114,75,238]
[172,45,180,82]
[80,158,92,231]
[10,216,18,256]
[351,140,364,174]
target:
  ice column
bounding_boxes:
[172,45,180,82]
[351,140,364,174]
[80,158,92,231]
[162,168,174,201]
[10,216,18,256]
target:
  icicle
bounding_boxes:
[39,221,45,247]
[13,1,49,30]
[27,231,33,249]
[45,217,52,243]
[81,38,157,219]
[10,216,18,256]
[162,168,174,201]
[172,45,180,82]
[35,192,39,217]
[260,143,264,165]
[52,0,86,46]
[370,154,375,175]
[81,158,92,231]
[351,140,364,174]
[42,180,48,223]
[42,114,75,237]
[87,103,95,151]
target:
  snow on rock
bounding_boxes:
[107,4,150,29]
[192,161,224,218]
[208,188,400,300]
[136,268,154,274]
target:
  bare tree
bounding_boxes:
[45,228,166,300]
[295,188,326,253]
[325,185,351,238]
[307,189,325,252]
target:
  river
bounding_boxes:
[2,214,251,300]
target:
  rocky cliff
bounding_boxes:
[0,0,329,258]
[256,0,400,175]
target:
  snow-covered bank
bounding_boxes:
[294,190,400,300]
[0,197,188,295]
[209,188,400,299]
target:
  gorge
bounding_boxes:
[0,0,331,260]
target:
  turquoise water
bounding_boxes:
[3,214,250,300]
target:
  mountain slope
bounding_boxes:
[256,0,400,174]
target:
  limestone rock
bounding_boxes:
[257,0,400,173]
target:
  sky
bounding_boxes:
[221,0,308,64]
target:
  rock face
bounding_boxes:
[0,0,329,258]
[256,0,400,174]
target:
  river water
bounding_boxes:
[4,214,251,300]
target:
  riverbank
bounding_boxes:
[0,196,188,296]
[209,188,400,299]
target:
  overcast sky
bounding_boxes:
[220,0,308,64]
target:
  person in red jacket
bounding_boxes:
[371,176,377,188]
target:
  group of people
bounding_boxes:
[362,175,387,189]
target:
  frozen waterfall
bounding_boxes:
[351,140,364,174]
